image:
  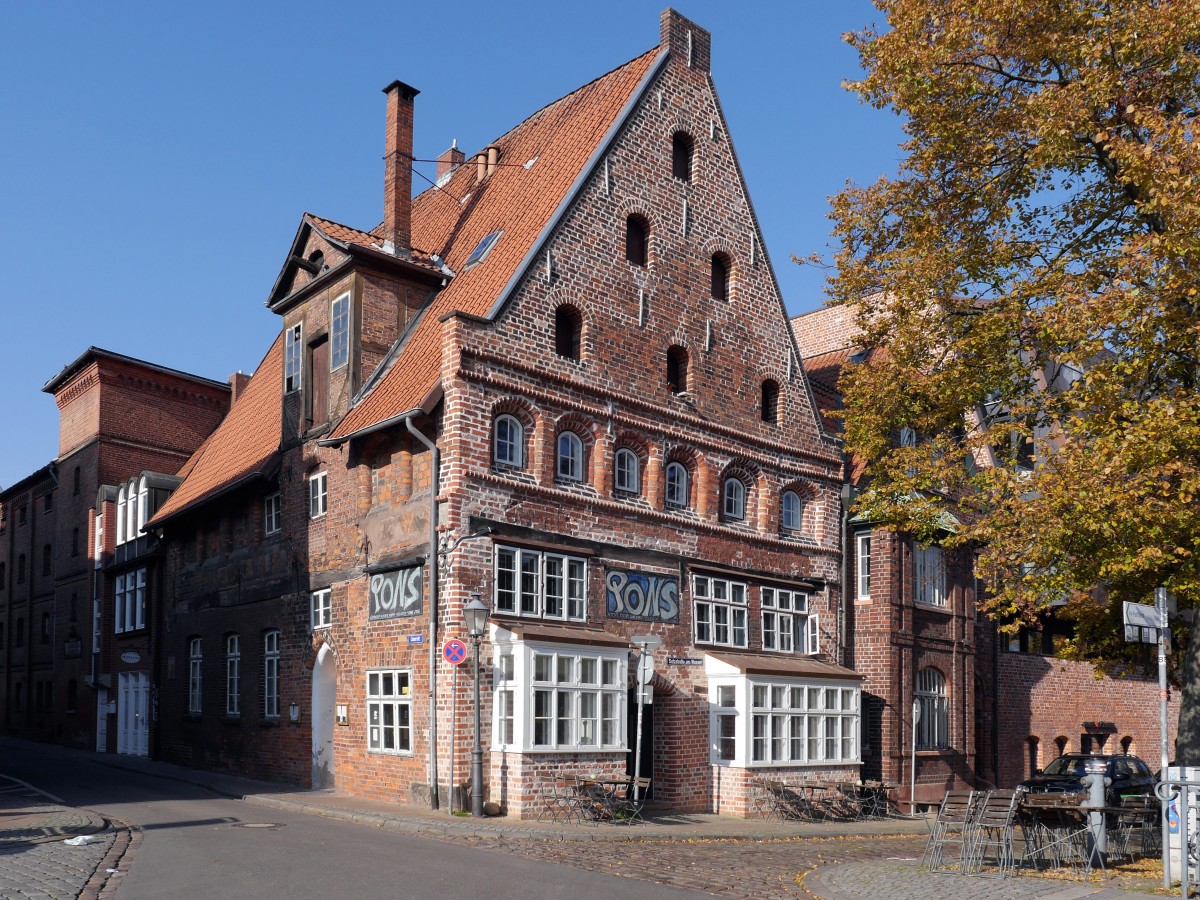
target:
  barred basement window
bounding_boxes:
[915,667,948,750]
[367,669,412,754]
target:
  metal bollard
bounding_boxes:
[1081,760,1111,868]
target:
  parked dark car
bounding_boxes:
[1019,753,1156,805]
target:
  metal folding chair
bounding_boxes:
[922,789,980,873]
[964,789,1022,877]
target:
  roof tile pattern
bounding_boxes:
[150,335,284,524]
[331,47,661,439]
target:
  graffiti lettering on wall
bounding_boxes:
[605,569,679,623]
[368,566,423,621]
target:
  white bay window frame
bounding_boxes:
[706,666,860,768]
[491,632,626,753]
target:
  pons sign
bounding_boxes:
[605,569,679,623]
[368,566,423,621]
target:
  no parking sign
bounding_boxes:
[442,638,467,666]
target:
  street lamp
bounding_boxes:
[463,592,490,818]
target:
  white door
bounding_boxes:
[95,687,108,753]
[117,672,149,757]
[312,644,336,788]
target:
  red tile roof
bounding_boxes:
[159,46,662,518]
[331,47,663,439]
[150,335,284,525]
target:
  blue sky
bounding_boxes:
[0,1,903,489]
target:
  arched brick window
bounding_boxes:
[915,667,948,750]
[711,252,730,301]
[672,131,694,181]
[556,431,585,482]
[554,305,582,361]
[722,476,746,522]
[614,447,641,494]
[666,345,688,394]
[665,461,690,509]
[761,379,779,424]
[626,215,649,267]
[493,414,525,468]
[781,490,802,532]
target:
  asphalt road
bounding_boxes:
[0,742,707,900]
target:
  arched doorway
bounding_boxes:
[312,643,336,788]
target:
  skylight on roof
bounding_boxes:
[464,231,503,269]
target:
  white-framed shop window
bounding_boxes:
[706,656,860,768]
[490,631,626,753]
[367,669,412,754]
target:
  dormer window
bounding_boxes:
[330,293,350,371]
[284,324,303,393]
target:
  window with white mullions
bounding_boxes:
[310,589,331,630]
[284,323,303,392]
[856,532,872,600]
[761,587,818,654]
[114,567,146,633]
[494,545,587,621]
[225,635,241,716]
[556,431,584,482]
[263,630,280,719]
[330,293,350,371]
[915,667,948,750]
[493,414,524,468]
[367,669,412,754]
[530,650,621,750]
[693,574,748,648]
[614,447,640,494]
[914,545,947,607]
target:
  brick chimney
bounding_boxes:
[229,371,251,405]
[660,8,711,73]
[436,141,465,184]
[382,80,419,255]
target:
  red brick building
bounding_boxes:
[793,303,1180,806]
[149,10,859,817]
[0,348,230,753]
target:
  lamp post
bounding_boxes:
[463,592,489,818]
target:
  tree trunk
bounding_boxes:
[1176,618,1200,767]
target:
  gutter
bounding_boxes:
[403,413,442,812]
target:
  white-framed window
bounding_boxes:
[308,471,327,518]
[116,485,126,546]
[188,638,202,714]
[706,657,861,768]
[264,493,282,535]
[614,448,640,494]
[665,461,689,508]
[136,476,148,533]
[225,635,241,716]
[556,431,584,482]
[914,545,947,607]
[761,587,818,654]
[493,415,524,467]
[284,323,303,393]
[722,477,746,521]
[915,667,948,750]
[781,490,802,531]
[94,512,103,568]
[693,573,748,647]
[330,293,350,371]
[494,545,586,621]
[491,636,626,753]
[750,682,859,765]
[114,567,146,633]
[310,588,331,630]
[263,630,280,719]
[367,669,412,754]
[856,533,872,600]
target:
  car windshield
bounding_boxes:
[1042,757,1092,777]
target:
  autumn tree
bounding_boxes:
[827,0,1200,757]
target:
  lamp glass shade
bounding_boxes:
[464,594,489,637]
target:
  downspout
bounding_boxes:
[838,483,852,668]
[405,414,441,811]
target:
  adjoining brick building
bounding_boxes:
[792,303,1181,806]
[148,9,860,817]
[0,348,230,753]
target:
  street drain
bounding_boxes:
[231,822,285,829]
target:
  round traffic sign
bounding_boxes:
[443,638,468,666]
